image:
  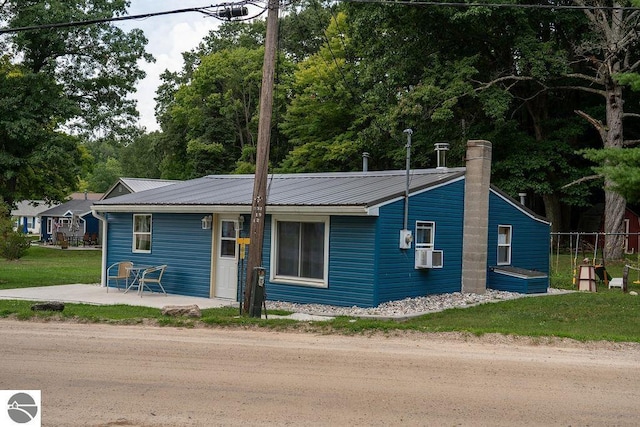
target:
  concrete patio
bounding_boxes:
[0,283,237,309]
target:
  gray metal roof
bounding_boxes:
[40,199,96,217]
[11,201,58,217]
[102,177,180,200]
[94,168,465,212]
[120,177,179,193]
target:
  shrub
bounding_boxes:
[0,231,31,260]
[0,203,31,260]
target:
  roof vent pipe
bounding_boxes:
[362,152,370,172]
[519,192,527,206]
[434,143,449,169]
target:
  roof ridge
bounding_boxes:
[204,168,466,179]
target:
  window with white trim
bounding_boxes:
[133,214,152,253]
[220,220,237,258]
[272,217,328,287]
[415,221,435,249]
[497,225,512,265]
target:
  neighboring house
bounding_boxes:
[11,201,58,235]
[102,177,179,200]
[92,141,551,307]
[578,204,640,255]
[40,193,103,244]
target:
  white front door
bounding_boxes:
[215,218,238,299]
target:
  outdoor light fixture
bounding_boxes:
[236,215,245,232]
[201,215,212,230]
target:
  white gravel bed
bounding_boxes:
[267,288,569,319]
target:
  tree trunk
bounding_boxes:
[542,193,562,235]
[603,183,626,260]
[602,81,626,260]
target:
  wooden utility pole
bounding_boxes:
[243,0,279,314]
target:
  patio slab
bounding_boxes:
[0,284,236,309]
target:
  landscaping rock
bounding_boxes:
[161,304,201,318]
[31,302,65,312]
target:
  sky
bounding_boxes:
[115,1,223,132]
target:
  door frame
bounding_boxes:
[210,215,240,299]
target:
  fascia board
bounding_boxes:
[92,204,376,216]
[367,175,465,212]
[490,188,550,225]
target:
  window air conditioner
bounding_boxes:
[415,248,444,269]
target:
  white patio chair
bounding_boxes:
[106,261,133,293]
[139,265,168,296]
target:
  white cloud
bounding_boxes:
[117,2,221,132]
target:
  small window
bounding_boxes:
[415,221,435,249]
[220,220,237,258]
[133,214,152,253]
[497,225,512,265]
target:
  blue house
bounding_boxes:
[40,194,103,245]
[92,141,550,307]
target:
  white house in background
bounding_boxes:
[11,201,58,235]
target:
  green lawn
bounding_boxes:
[0,246,101,289]
[1,247,639,343]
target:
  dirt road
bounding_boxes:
[2,320,639,426]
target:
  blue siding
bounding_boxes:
[105,213,212,297]
[101,179,551,305]
[265,216,379,307]
[488,271,548,294]
[375,180,465,304]
[486,191,550,292]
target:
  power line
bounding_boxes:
[2,0,638,36]
[0,2,266,34]
[342,0,640,11]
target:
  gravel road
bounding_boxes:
[2,320,640,426]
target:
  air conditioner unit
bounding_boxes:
[415,249,444,269]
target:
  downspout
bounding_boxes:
[91,209,108,288]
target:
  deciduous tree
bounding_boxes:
[1,0,152,211]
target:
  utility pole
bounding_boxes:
[243,0,279,315]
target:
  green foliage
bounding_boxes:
[581,147,640,203]
[7,0,153,139]
[490,118,596,208]
[159,46,272,177]
[0,232,31,261]
[143,0,633,235]
[1,1,152,207]
[279,12,362,172]
[87,157,123,192]
[0,203,30,260]
[119,132,163,179]
[0,60,82,207]
[614,72,640,91]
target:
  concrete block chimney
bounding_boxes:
[461,140,492,294]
